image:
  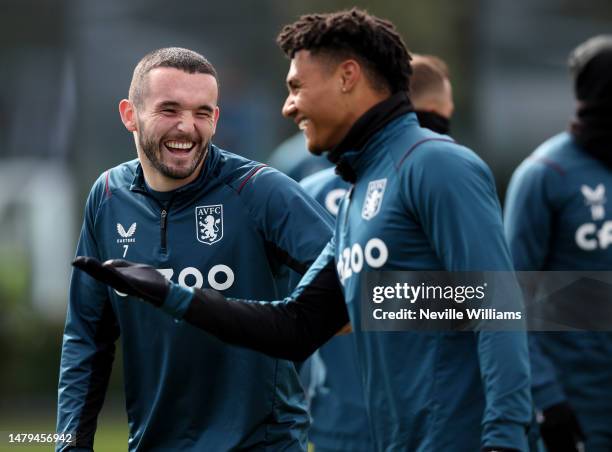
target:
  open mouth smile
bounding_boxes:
[164,140,195,154]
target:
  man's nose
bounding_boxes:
[177,112,196,132]
[282,95,296,118]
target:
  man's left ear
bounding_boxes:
[339,59,361,93]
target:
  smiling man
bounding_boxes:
[72,12,532,452]
[56,47,333,451]
[122,57,218,189]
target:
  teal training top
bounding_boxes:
[505,131,612,449]
[57,145,334,451]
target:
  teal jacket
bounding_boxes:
[505,132,612,450]
[57,145,333,451]
[325,109,531,451]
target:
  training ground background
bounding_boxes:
[0,0,611,449]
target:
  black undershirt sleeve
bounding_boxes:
[182,260,349,361]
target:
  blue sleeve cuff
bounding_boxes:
[161,284,194,319]
[482,421,528,452]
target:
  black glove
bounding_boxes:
[538,401,585,452]
[72,257,169,307]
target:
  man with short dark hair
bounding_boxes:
[74,11,532,451]
[56,47,333,451]
[299,53,457,452]
[409,54,454,133]
[505,35,612,451]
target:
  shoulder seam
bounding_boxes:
[93,172,114,232]
[396,138,456,169]
[104,170,112,198]
[237,164,269,194]
[527,156,566,176]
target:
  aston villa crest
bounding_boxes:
[361,179,387,220]
[196,204,223,245]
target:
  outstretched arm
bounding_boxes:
[73,240,349,362]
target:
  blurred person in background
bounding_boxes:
[299,53,455,452]
[408,54,454,134]
[505,35,612,451]
[73,10,532,451]
[268,132,332,181]
[56,47,333,451]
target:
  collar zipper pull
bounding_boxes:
[160,209,168,252]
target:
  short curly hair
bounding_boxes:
[276,8,412,94]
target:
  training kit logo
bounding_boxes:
[196,204,223,245]
[581,184,606,221]
[362,178,387,220]
[116,222,137,243]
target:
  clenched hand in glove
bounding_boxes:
[538,401,585,452]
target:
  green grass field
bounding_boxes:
[0,410,128,451]
[1,405,315,451]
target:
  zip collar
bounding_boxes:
[328,92,414,182]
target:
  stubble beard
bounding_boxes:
[138,121,209,180]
